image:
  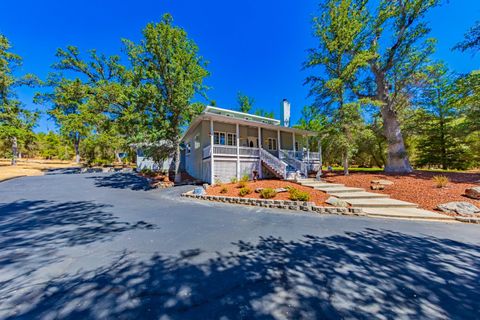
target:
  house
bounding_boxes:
[181,100,321,184]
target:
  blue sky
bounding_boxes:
[1,0,479,132]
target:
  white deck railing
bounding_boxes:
[260,148,287,178]
[281,150,321,161]
[280,150,307,176]
[205,145,260,157]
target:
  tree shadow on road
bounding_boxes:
[87,173,152,191]
[0,199,156,311]
[4,229,480,319]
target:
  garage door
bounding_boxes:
[214,160,236,183]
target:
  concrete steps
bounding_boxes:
[329,191,390,199]
[344,198,418,208]
[315,186,365,193]
[363,208,456,221]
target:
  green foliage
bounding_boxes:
[238,187,252,197]
[237,181,247,188]
[214,178,222,186]
[220,186,228,194]
[288,188,311,201]
[230,176,238,184]
[237,92,254,113]
[453,21,480,55]
[0,34,38,164]
[124,14,209,182]
[240,174,249,182]
[260,188,277,199]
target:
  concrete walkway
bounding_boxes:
[297,178,455,221]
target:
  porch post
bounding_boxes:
[210,119,215,184]
[258,126,263,179]
[316,138,323,180]
[306,135,310,162]
[277,129,281,155]
[292,132,296,153]
[236,123,240,180]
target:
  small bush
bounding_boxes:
[214,178,223,186]
[230,177,238,184]
[237,180,247,188]
[140,168,156,177]
[220,186,228,194]
[288,187,311,201]
[238,187,252,197]
[260,188,277,199]
[240,174,250,182]
[432,175,449,188]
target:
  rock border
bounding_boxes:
[181,190,365,216]
[455,216,480,224]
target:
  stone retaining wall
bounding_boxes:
[181,191,365,216]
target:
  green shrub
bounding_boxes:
[230,177,238,184]
[237,180,247,188]
[260,188,277,199]
[288,187,311,201]
[238,187,252,197]
[240,174,250,182]
[432,175,449,188]
[220,186,228,194]
[214,178,223,186]
[140,168,156,177]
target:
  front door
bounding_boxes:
[247,136,258,148]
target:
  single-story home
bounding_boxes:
[136,100,322,183]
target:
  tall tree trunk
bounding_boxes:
[115,151,122,164]
[74,139,80,164]
[342,149,349,176]
[381,106,413,173]
[11,137,18,166]
[174,141,181,183]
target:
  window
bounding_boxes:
[194,134,200,149]
[295,141,299,151]
[186,143,191,154]
[267,138,277,151]
[214,132,226,145]
[227,133,237,146]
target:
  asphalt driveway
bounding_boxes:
[0,172,479,319]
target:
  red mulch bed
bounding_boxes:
[324,171,480,213]
[207,180,330,206]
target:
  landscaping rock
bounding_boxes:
[275,188,288,193]
[371,184,385,190]
[203,183,209,190]
[371,179,394,186]
[193,187,206,196]
[255,188,264,193]
[437,202,480,215]
[326,197,349,207]
[465,187,480,200]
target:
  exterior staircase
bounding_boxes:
[296,178,455,221]
[259,148,299,180]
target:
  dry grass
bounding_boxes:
[0,158,79,181]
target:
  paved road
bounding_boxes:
[0,172,479,319]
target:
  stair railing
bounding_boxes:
[279,150,307,177]
[260,148,287,179]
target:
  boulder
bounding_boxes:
[371,184,385,190]
[437,202,480,215]
[371,179,394,186]
[275,188,288,193]
[255,187,264,193]
[465,187,480,200]
[193,187,206,196]
[326,197,349,208]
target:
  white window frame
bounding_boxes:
[267,138,277,151]
[226,133,237,146]
[214,131,226,145]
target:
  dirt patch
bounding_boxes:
[0,159,79,181]
[324,171,480,213]
[207,180,330,206]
